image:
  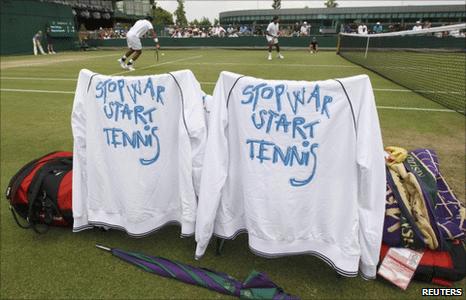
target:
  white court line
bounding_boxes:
[199,82,462,94]
[110,55,203,75]
[0,85,454,94]
[199,81,411,92]
[175,62,359,68]
[0,88,459,113]
[377,88,463,95]
[0,78,459,95]
[0,88,75,94]
[1,77,463,95]
[0,53,119,70]
[0,78,420,93]
[0,55,204,80]
[377,106,457,113]
[1,77,76,81]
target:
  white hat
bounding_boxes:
[303,21,307,24]
[376,22,380,25]
[416,20,421,23]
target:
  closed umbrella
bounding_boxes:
[96,245,298,299]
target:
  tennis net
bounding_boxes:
[338,24,466,113]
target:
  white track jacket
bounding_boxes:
[72,69,206,236]
[195,71,386,279]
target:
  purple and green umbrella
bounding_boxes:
[96,244,298,299]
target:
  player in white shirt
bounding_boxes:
[266,16,284,61]
[118,16,160,71]
[32,31,46,56]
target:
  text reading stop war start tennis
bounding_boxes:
[95,78,166,166]
[240,83,334,187]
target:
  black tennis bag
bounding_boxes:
[5,151,73,232]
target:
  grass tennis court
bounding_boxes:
[1,49,464,299]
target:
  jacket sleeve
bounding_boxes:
[184,71,207,197]
[170,70,207,235]
[352,76,386,279]
[195,72,231,259]
[71,70,91,231]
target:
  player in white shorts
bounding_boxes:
[32,31,46,56]
[118,16,160,71]
[266,16,284,61]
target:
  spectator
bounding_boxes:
[172,28,182,38]
[373,22,383,34]
[227,24,234,35]
[357,23,368,35]
[229,31,239,38]
[293,22,300,36]
[412,21,423,31]
[200,28,208,38]
[239,25,248,35]
[32,30,46,55]
[212,24,226,37]
[168,26,175,36]
[300,21,310,36]
[343,23,352,33]
[192,25,199,36]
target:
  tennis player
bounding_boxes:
[32,30,46,56]
[118,16,159,71]
[266,16,284,61]
[309,37,318,54]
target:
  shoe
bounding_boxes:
[118,58,127,69]
[278,54,284,59]
[127,64,135,71]
[268,54,272,60]
[52,51,56,54]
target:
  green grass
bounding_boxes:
[1,49,465,299]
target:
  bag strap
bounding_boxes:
[5,151,59,201]
[26,158,72,228]
[9,205,31,229]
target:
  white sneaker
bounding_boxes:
[268,54,272,60]
[117,58,128,69]
[278,54,284,59]
[127,64,135,71]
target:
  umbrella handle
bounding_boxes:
[96,244,112,252]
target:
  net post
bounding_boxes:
[364,36,370,59]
